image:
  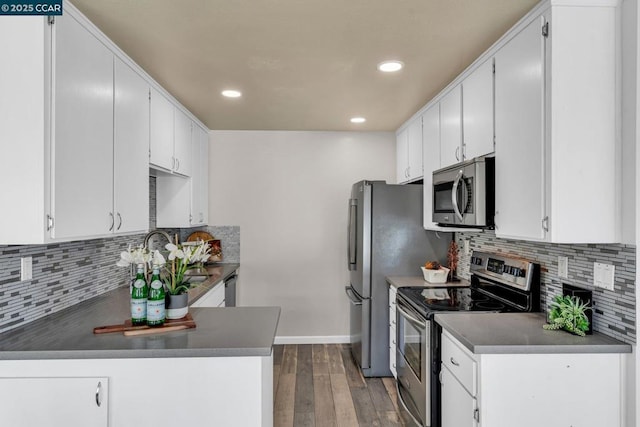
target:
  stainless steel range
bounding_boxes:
[395,251,540,427]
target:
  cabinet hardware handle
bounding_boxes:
[450,357,459,366]
[455,146,460,161]
[46,214,54,231]
[95,381,102,407]
[171,156,175,170]
[474,408,480,422]
[542,216,549,232]
[176,158,180,171]
[392,339,396,345]
[108,212,114,231]
[439,370,443,383]
[117,213,122,231]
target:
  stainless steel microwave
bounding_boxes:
[432,156,494,227]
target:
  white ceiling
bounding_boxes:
[70,0,539,131]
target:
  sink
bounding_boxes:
[185,274,208,283]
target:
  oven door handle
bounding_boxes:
[451,169,465,222]
[397,304,426,330]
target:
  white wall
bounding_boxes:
[208,130,395,341]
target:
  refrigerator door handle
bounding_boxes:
[347,199,357,270]
[345,286,363,306]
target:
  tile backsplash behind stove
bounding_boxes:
[455,231,636,345]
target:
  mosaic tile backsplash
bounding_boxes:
[455,231,636,344]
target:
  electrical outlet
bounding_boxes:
[593,262,615,291]
[558,256,568,278]
[20,257,32,281]
[464,239,470,256]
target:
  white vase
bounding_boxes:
[165,293,189,320]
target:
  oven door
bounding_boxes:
[396,296,429,426]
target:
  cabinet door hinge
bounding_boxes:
[47,16,55,25]
[542,22,549,38]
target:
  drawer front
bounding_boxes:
[441,331,476,396]
[389,324,397,378]
[388,287,397,326]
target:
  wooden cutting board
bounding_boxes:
[186,231,214,242]
[93,313,196,335]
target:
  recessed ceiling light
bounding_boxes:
[350,117,366,124]
[221,90,242,98]
[377,60,404,73]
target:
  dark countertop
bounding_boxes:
[435,312,632,354]
[0,263,282,360]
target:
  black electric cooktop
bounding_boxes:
[397,286,514,319]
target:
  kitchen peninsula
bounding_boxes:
[0,264,279,427]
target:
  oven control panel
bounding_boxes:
[469,251,538,291]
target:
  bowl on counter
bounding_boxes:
[421,266,450,283]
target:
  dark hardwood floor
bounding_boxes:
[273,344,413,427]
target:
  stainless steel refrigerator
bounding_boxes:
[344,180,449,377]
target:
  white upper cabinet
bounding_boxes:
[494,16,546,241]
[150,88,175,171]
[462,58,495,160]
[190,125,209,226]
[0,2,205,244]
[396,128,409,183]
[396,117,423,183]
[439,85,462,167]
[113,58,150,235]
[173,108,193,177]
[51,11,114,240]
[495,2,620,243]
[422,103,441,229]
[150,90,193,177]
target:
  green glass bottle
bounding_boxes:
[130,264,148,326]
[147,266,165,327]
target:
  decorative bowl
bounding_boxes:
[421,266,450,283]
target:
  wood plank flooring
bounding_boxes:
[273,344,414,427]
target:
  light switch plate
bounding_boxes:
[21,257,32,281]
[558,256,568,279]
[593,262,615,291]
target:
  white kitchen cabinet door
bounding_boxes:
[191,282,225,308]
[114,58,149,234]
[200,127,209,225]
[440,366,477,427]
[52,12,114,240]
[407,117,423,181]
[173,108,192,177]
[156,173,191,228]
[0,377,108,427]
[396,128,409,183]
[494,16,546,241]
[150,87,174,171]
[422,103,440,228]
[462,58,494,160]
[190,125,209,226]
[439,85,462,167]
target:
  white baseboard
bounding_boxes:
[273,335,350,345]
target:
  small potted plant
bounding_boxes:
[543,295,592,337]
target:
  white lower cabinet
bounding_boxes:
[0,377,108,426]
[440,366,476,427]
[0,356,272,427]
[191,282,225,308]
[388,286,397,378]
[441,330,624,427]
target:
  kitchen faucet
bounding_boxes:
[143,229,174,250]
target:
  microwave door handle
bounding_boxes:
[451,169,464,222]
[348,199,357,270]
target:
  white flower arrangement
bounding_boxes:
[116,240,211,296]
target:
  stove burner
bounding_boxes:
[473,301,505,311]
